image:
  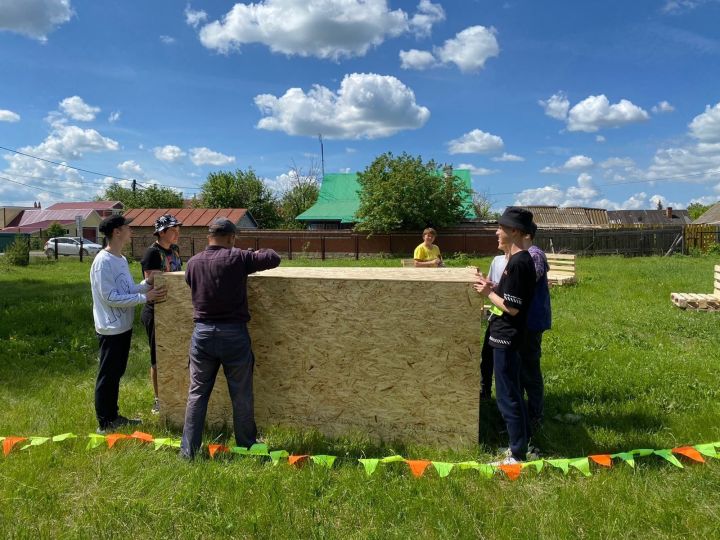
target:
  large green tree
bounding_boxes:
[198,169,281,228]
[687,202,715,221]
[355,152,470,233]
[278,162,320,229]
[97,183,184,209]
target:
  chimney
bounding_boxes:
[666,207,672,219]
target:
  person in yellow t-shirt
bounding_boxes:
[413,227,443,267]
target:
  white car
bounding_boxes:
[45,237,103,257]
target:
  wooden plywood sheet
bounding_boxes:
[155,267,483,448]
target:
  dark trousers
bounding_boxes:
[480,327,493,395]
[493,347,529,461]
[181,322,257,458]
[140,307,156,366]
[520,330,545,429]
[95,330,133,428]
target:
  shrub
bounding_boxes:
[5,235,30,266]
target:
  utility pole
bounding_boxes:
[318,134,325,182]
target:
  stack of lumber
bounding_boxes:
[546,253,577,286]
[670,265,720,311]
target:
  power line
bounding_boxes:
[0,174,84,200]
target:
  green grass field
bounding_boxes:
[1,255,719,538]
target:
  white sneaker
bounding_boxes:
[151,398,160,415]
[490,456,522,466]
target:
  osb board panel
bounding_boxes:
[155,268,483,447]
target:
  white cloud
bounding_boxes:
[0,0,73,41]
[541,154,594,173]
[539,92,569,120]
[339,167,351,173]
[596,135,606,143]
[154,145,186,162]
[160,35,176,45]
[491,152,524,162]
[600,157,635,169]
[189,147,236,166]
[457,163,498,176]
[689,101,720,142]
[514,185,565,206]
[197,0,408,60]
[117,160,143,176]
[59,96,100,122]
[345,147,356,153]
[567,95,650,132]
[447,129,504,154]
[661,0,713,14]
[434,25,499,72]
[652,100,675,114]
[0,109,21,122]
[108,111,120,123]
[399,49,437,70]
[564,172,599,204]
[184,5,208,28]
[254,73,430,139]
[409,0,444,37]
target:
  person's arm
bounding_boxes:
[529,247,547,281]
[414,259,441,267]
[244,248,281,274]
[474,280,520,317]
[96,261,149,307]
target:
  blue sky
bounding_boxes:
[1,0,720,212]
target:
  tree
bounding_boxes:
[687,202,715,221]
[355,152,470,233]
[198,168,281,228]
[472,190,500,221]
[278,161,320,229]
[46,221,67,238]
[97,183,183,209]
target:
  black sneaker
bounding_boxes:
[112,415,142,429]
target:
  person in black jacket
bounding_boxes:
[474,208,537,465]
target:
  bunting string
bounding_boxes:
[1,433,718,480]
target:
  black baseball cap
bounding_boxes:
[498,207,535,234]
[99,215,132,236]
[208,218,237,235]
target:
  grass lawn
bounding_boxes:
[1,255,719,538]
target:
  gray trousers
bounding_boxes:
[181,322,257,458]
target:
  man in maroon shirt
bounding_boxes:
[181,218,281,459]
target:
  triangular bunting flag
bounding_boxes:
[456,461,480,471]
[231,446,249,456]
[589,454,613,468]
[380,455,405,464]
[106,434,131,449]
[269,450,289,465]
[311,455,337,468]
[86,434,106,450]
[288,454,309,467]
[358,458,379,476]
[52,433,77,442]
[569,458,591,477]
[654,449,683,468]
[152,438,172,451]
[612,452,635,468]
[249,443,269,456]
[208,444,229,459]
[431,461,454,478]
[3,437,27,456]
[130,431,154,443]
[672,446,705,463]
[405,459,431,478]
[498,463,522,480]
[693,443,720,459]
[477,464,495,479]
[21,436,51,450]
[629,449,654,457]
[522,459,544,473]
[547,459,570,474]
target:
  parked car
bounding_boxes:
[44,237,103,257]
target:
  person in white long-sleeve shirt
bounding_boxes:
[90,215,166,433]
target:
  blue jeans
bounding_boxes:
[520,330,544,431]
[181,322,256,458]
[493,347,529,460]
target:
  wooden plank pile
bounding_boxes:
[546,253,577,286]
[670,265,720,311]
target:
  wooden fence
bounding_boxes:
[128,225,719,261]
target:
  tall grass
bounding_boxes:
[1,256,719,538]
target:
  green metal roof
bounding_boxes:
[296,170,475,224]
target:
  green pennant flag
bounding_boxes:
[269,450,289,465]
[231,446,249,456]
[152,438,172,451]
[359,458,379,476]
[169,439,182,448]
[311,455,336,468]
[431,461,454,478]
[612,452,635,468]
[455,461,481,471]
[654,449,684,468]
[569,458,591,477]
[249,443,269,456]
[380,455,405,464]
[21,436,50,450]
[694,443,720,459]
[547,459,570,474]
[52,433,77,442]
[86,434,106,450]
[629,449,654,457]
[522,459,544,473]
[0,437,5,443]
[477,464,495,479]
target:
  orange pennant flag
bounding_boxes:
[405,460,431,478]
[130,431,154,443]
[672,446,705,463]
[3,437,27,456]
[288,454,309,467]
[589,454,613,468]
[106,434,131,449]
[208,444,229,459]
[499,463,523,481]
